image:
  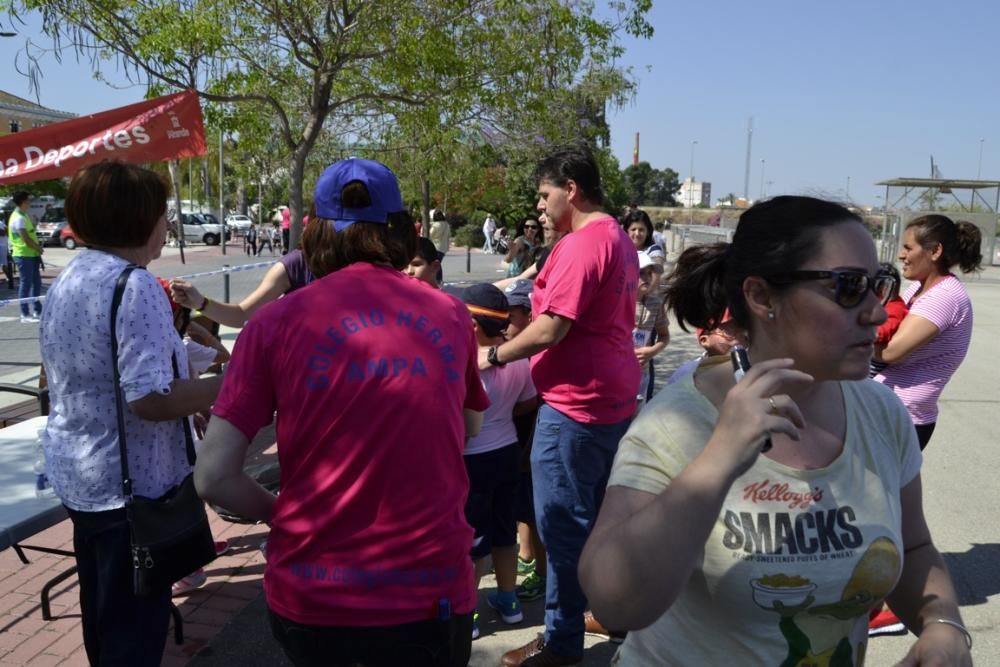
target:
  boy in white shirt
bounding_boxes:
[462,283,538,639]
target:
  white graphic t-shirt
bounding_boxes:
[608,362,922,666]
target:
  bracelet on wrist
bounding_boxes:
[197,296,209,311]
[928,618,972,650]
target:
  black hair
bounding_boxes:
[622,209,654,250]
[12,191,31,206]
[432,209,446,222]
[665,195,863,333]
[906,214,983,274]
[534,145,604,206]
[414,236,441,263]
[879,262,902,300]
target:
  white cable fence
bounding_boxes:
[0,260,276,311]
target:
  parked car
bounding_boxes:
[179,213,231,245]
[60,225,84,250]
[225,214,253,232]
[36,206,69,246]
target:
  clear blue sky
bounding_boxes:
[4,0,1000,205]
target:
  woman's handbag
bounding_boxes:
[110,266,217,597]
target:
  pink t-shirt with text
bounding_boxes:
[212,264,490,626]
[530,216,640,424]
[875,275,973,424]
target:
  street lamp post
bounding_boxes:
[978,138,985,179]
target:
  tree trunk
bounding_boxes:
[237,177,247,215]
[421,177,431,238]
[200,157,211,212]
[166,160,186,264]
[288,148,307,253]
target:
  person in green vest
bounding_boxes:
[8,191,44,323]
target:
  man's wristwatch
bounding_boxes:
[487,345,506,367]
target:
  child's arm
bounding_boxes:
[875,299,909,346]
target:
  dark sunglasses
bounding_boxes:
[524,224,540,230]
[766,269,897,309]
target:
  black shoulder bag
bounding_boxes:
[110,265,217,597]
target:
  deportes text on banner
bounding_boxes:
[0,90,207,185]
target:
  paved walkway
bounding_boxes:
[2,255,997,666]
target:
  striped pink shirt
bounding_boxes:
[875,275,973,424]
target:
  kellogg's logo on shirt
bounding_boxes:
[743,479,823,510]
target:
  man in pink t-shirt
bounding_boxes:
[487,147,639,666]
[195,158,489,666]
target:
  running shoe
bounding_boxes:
[516,572,546,602]
[868,608,907,637]
[171,569,208,596]
[472,611,481,640]
[214,539,230,556]
[517,556,536,576]
[487,591,524,624]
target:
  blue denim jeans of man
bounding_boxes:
[66,506,172,667]
[14,255,42,317]
[530,403,631,657]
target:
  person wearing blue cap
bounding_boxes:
[196,158,490,667]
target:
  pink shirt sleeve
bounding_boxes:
[534,237,599,321]
[907,280,960,331]
[212,318,277,441]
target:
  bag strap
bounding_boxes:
[110,267,198,504]
[110,265,138,501]
[171,355,198,466]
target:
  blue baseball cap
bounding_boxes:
[503,279,533,309]
[314,158,404,231]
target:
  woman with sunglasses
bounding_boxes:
[874,215,981,450]
[504,218,541,278]
[579,196,970,666]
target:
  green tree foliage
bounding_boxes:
[622,161,679,206]
[17,0,652,249]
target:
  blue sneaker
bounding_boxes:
[472,610,480,640]
[487,591,524,624]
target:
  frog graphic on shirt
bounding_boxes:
[751,537,902,667]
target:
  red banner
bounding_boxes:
[0,90,207,185]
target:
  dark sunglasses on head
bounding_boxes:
[766,269,897,309]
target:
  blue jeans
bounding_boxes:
[14,255,42,317]
[530,403,631,657]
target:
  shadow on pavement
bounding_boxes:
[942,543,1000,606]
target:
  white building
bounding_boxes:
[678,178,711,208]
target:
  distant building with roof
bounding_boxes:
[0,90,77,137]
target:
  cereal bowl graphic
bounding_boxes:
[751,574,817,609]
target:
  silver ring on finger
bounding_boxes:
[768,396,779,415]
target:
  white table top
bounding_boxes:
[0,416,67,551]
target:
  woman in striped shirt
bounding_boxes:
[874,214,982,449]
